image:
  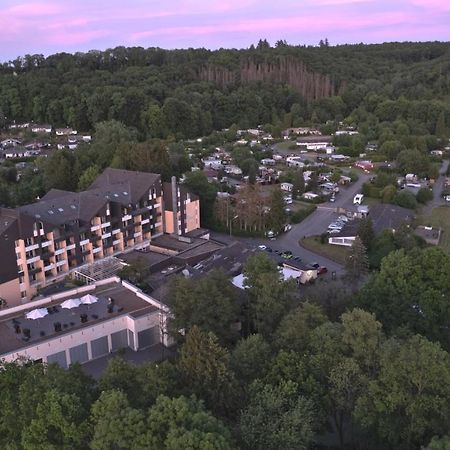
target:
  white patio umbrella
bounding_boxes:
[80,294,98,305]
[26,308,48,320]
[61,298,82,309]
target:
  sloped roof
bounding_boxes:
[89,168,160,203]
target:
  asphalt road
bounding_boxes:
[211,172,370,275]
[422,159,449,215]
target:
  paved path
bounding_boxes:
[212,172,371,276]
[422,159,449,215]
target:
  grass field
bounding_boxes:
[300,236,351,264]
[417,206,450,254]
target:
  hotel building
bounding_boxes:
[0,168,200,307]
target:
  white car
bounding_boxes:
[258,245,267,251]
[353,193,364,205]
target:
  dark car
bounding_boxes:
[317,266,328,275]
[265,247,273,253]
[309,262,320,269]
[293,256,302,261]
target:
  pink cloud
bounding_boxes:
[131,10,414,42]
[7,1,65,16]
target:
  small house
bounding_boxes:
[281,182,294,192]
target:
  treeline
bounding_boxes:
[1,42,450,139]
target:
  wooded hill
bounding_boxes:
[0,41,449,138]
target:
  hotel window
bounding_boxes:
[25,237,33,246]
[21,291,27,298]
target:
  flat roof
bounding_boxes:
[0,282,158,356]
[120,250,172,271]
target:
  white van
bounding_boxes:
[353,194,364,205]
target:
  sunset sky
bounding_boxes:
[0,0,449,59]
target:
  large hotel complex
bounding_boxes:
[0,168,200,307]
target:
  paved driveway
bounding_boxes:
[211,172,370,276]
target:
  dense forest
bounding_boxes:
[1,41,450,139]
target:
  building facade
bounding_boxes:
[0,168,200,306]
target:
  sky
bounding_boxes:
[0,0,449,60]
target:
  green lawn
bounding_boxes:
[300,236,351,264]
[417,206,450,254]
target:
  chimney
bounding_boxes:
[171,176,178,236]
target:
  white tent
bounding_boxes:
[61,298,82,309]
[80,294,98,305]
[26,308,49,320]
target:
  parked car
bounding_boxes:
[329,195,336,202]
[265,247,273,252]
[281,251,293,259]
[258,245,267,251]
[317,266,328,275]
[293,256,302,261]
[309,262,320,269]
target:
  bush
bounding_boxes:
[416,187,433,204]
[362,182,381,199]
[381,184,397,203]
[291,205,317,224]
[348,170,359,182]
[393,190,417,209]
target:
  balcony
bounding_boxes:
[101,222,111,228]
[101,232,112,239]
[122,214,132,222]
[91,224,101,232]
[56,260,67,267]
[28,267,42,275]
[54,248,66,256]
[80,239,90,246]
[44,263,55,271]
[66,244,76,251]
[41,240,53,248]
[26,255,40,264]
[25,243,39,252]
[92,247,102,254]
[41,250,55,259]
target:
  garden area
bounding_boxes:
[417,206,450,254]
[300,235,351,264]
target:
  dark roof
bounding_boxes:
[296,135,333,143]
[16,168,163,226]
[369,203,414,232]
[18,190,108,226]
[332,220,361,238]
[90,168,160,203]
[334,204,414,238]
[0,282,158,356]
[192,241,256,275]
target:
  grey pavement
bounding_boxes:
[421,159,449,215]
[81,344,176,379]
[211,172,370,275]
